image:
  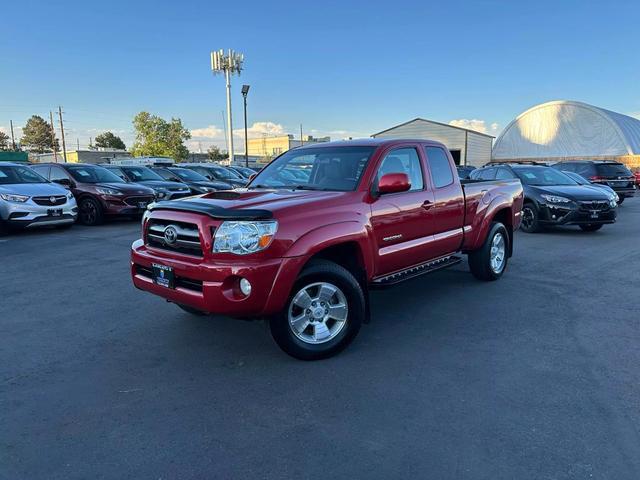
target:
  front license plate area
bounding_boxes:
[152,263,175,289]
[48,208,63,217]
[138,202,148,209]
[590,212,599,219]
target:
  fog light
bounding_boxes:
[239,278,252,296]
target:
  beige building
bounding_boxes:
[32,149,132,164]
[247,134,330,159]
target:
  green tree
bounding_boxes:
[20,115,59,153]
[207,145,227,161]
[131,112,191,161]
[0,131,10,151]
[94,131,126,150]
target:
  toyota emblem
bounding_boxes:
[163,225,178,245]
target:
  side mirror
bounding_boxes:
[53,178,72,188]
[377,173,411,195]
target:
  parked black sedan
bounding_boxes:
[101,165,192,200]
[470,163,618,232]
[151,166,232,194]
[180,163,247,188]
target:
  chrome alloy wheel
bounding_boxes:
[288,282,348,345]
[490,232,506,274]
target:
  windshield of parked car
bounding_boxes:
[104,166,128,181]
[171,168,208,182]
[513,166,577,186]
[596,163,632,177]
[0,166,49,184]
[249,146,376,191]
[66,165,125,183]
[563,171,590,185]
[207,165,239,180]
[122,166,165,182]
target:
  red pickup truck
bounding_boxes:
[131,139,523,360]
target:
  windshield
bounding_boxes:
[207,165,238,180]
[0,166,49,185]
[67,165,125,184]
[122,166,165,182]
[105,167,128,181]
[249,146,376,191]
[563,171,589,185]
[596,163,632,177]
[171,168,208,182]
[513,167,577,186]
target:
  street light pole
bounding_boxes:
[241,84,250,167]
[211,49,244,164]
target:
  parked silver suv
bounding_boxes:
[0,162,78,235]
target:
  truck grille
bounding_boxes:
[579,200,610,211]
[146,219,203,257]
[32,195,67,206]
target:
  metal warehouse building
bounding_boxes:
[492,100,640,168]
[372,118,494,166]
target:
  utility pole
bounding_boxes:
[211,49,244,163]
[9,120,16,150]
[300,124,304,146]
[49,111,58,162]
[58,106,67,162]
[241,84,250,167]
[77,138,80,151]
[221,110,228,158]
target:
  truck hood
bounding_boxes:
[531,184,612,201]
[0,182,68,196]
[173,188,352,215]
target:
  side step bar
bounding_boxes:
[370,255,462,288]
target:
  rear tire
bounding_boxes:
[78,197,104,226]
[520,202,541,233]
[469,222,509,282]
[0,219,8,237]
[579,224,603,232]
[270,259,364,361]
[177,304,207,316]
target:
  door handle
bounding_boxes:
[421,200,433,210]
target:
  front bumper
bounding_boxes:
[2,199,78,228]
[613,187,636,198]
[130,239,307,317]
[102,195,155,216]
[538,202,617,226]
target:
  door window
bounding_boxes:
[30,165,51,179]
[475,167,497,180]
[49,166,70,182]
[425,147,454,188]
[495,167,515,179]
[376,148,423,191]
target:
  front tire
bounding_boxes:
[0,219,9,237]
[270,260,364,360]
[78,197,104,226]
[617,197,625,205]
[520,202,541,233]
[469,222,509,281]
[579,224,603,232]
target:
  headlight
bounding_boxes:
[541,194,571,203]
[96,187,122,195]
[609,198,618,208]
[0,193,29,202]
[213,220,278,255]
[67,192,74,199]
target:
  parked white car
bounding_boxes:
[0,162,78,235]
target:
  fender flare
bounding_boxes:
[467,195,514,253]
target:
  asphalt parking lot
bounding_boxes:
[2,200,640,480]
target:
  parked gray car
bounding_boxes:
[0,162,78,235]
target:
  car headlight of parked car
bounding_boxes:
[155,189,169,198]
[609,198,618,208]
[96,187,122,195]
[541,194,571,204]
[67,192,74,199]
[0,193,29,203]
[213,220,278,255]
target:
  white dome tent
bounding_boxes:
[492,100,640,168]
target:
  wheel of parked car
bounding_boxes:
[579,224,603,232]
[177,304,207,316]
[468,222,509,282]
[520,203,540,233]
[0,219,8,237]
[78,197,104,226]
[270,259,364,360]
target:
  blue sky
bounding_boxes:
[1,0,639,152]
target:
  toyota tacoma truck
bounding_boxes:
[131,139,524,360]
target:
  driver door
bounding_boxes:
[370,146,436,276]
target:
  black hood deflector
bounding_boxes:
[148,200,273,220]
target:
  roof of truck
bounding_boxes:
[296,138,447,150]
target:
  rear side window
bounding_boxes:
[425,147,454,188]
[495,167,515,179]
[49,166,69,182]
[574,163,595,177]
[377,148,423,191]
[596,163,632,176]
[473,167,496,181]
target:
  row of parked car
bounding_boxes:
[0,161,258,235]
[458,160,638,232]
